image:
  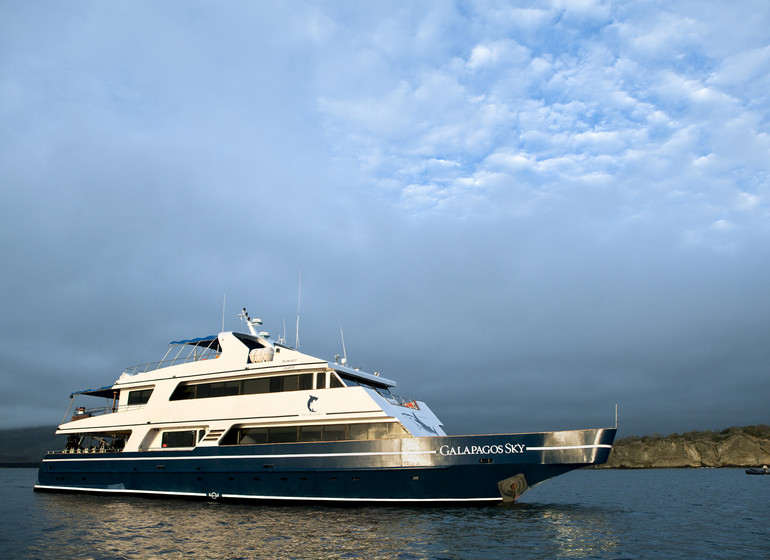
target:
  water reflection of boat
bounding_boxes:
[34,309,616,504]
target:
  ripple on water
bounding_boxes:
[3,468,770,559]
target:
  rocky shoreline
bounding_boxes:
[599,425,770,469]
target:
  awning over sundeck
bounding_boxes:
[70,385,117,399]
[168,334,217,346]
[168,334,222,352]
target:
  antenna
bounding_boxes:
[238,308,262,337]
[239,308,249,332]
[295,270,301,349]
[221,293,226,332]
[340,326,348,366]
[615,402,619,429]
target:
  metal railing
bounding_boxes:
[70,404,146,420]
[377,389,421,410]
[122,346,221,376]
[48,447,123,454]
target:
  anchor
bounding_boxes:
[497,473,528,502]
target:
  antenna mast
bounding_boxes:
[238,308,261,337]
[295,270,301,349]
[221,293,226,332]
[340,326,348,365]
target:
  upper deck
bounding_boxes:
[60,311,427,435]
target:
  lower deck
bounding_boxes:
[36,428,616,503]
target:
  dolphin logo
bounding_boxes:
[307,395,319,412]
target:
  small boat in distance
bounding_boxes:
[35,309,616,504]
[745,467,769,475]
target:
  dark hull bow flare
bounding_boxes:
[35,309,616,504]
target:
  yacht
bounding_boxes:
[35,309,616,503]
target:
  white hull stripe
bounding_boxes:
[42,450,438,462]
[33,485,501,502]
[526,444,613,451]
[34,485,203,497]
[41,443,610,462]
[222,493,501,503]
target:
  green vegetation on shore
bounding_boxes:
[619,424,770,445]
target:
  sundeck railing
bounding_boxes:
[49,447,123,454]
[378,390,421,410]
[70,404,147,420]
[122,344,221,376]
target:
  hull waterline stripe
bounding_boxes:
[222,493,501,503]
[526,444,613,451]
[33,485,205,497]
[41,443,611,462]
[33,484,501,502]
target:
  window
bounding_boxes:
[368,423,389,440]
[348,423,369,440]
[171,373,316,401]
[240,427,267,444]
[170,385,195,400]
[388,423,411,438]
[208,381,240,397]
[349,422,410,440]
[268,426,298,443]
[269,376,283,393]
[316,372,326,389]
[162,430,197,448]
[300,425,323,442]
[127,389,153,405]
[339,374,359,387]
[242,378,270,395]
[323,424,347,441]
[221,422,410,446]
[66,431,131,452]
[219,427,267,445]
[329,373,345,388]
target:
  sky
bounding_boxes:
[1,1,769,438]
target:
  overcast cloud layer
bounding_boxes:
[2,1,769,437]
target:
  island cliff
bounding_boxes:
[600,425,770,468]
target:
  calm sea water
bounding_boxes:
[1,467,768,559]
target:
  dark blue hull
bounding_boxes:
[35,428,616,503]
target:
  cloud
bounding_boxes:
[1,1,769,438]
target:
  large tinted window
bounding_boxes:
[162,430,196,448]
[208,381,240,397]
[127,389,153,405]
[242,378,270,395]
[329,373,345,388]
[324,424,347,441]
[268,426,298,443]
[171,373,315,401]
[222,422,410,445]
[300,425,323,442]
[240,427,267,444]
